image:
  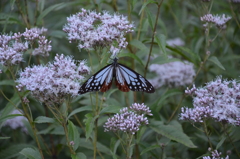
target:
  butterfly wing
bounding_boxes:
[115,63,155,93]
[79,64,114,94]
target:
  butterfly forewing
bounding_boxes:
[79,58,155,94]
[116,64,155,93]
[79,64,114,94]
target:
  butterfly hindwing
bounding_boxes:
[116,63,155,93]
[79,64,114,94]
[79,58,155,94]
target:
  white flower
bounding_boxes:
[2,109,28,133]
[63,8,134,56]
[0,35,28,66]
[166,38,185,47]
[104,103,151,134]
[180,77,240,125]
[200,14,231,29]
[16,54,90,105]
[149,60,195,88]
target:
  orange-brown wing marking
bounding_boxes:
[115,79,130,92]
[100,81,112,92]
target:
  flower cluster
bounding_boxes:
[16,54,90,105]
[203,148,229,159]
[104,103,152,134]
[166,38,185,47]
[22,27,51,56]
[149,59,195,88]
[0,34,28,66]
[2,109,28,133]
[200,14,231,30]
[180,77,240,125]
[63,8,134,57]
[0,27,51,66]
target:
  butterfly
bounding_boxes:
[79,58,155,94]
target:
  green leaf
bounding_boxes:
[67,106,92,119]
[167,45,201,65]
[0,114,24,123]
[208,56,225,70]
[139,0,157,15]
[118,53,144,66]
[150,55,180,65]
[71,152,87,159]
[36,2,78,25]
[0,144,30,159]
[0,92,25,126]
[0,80,15,86]
[140,144,161,155]
[68,121,80,151]
[150,120,197,148]
[79,138,111,155]
[100,105,121,115]
[34,116,56,124]
[216,136,226,150]
[130,39,148,51]
[146,9,154,30]
[156,89,183,112]
[0,137,10,140]
[155,34,167,56]
[19,148,41,159]
[84,113,95,140]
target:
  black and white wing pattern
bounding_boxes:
[79,58,155,94]
[78,64,114,94]
[115,63,155,93]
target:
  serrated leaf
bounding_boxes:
[150,120,197,148]
[19,148,41,159]
[208,56,225,70]
[34,116,56,124]
[67,106,92,119]
[68,120,80,151]
[155,34,167,56]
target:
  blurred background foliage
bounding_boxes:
[0,0,240,159]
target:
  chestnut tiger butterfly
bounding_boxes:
[79,58,155,94]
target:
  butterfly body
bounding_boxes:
[79,58,155,94]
